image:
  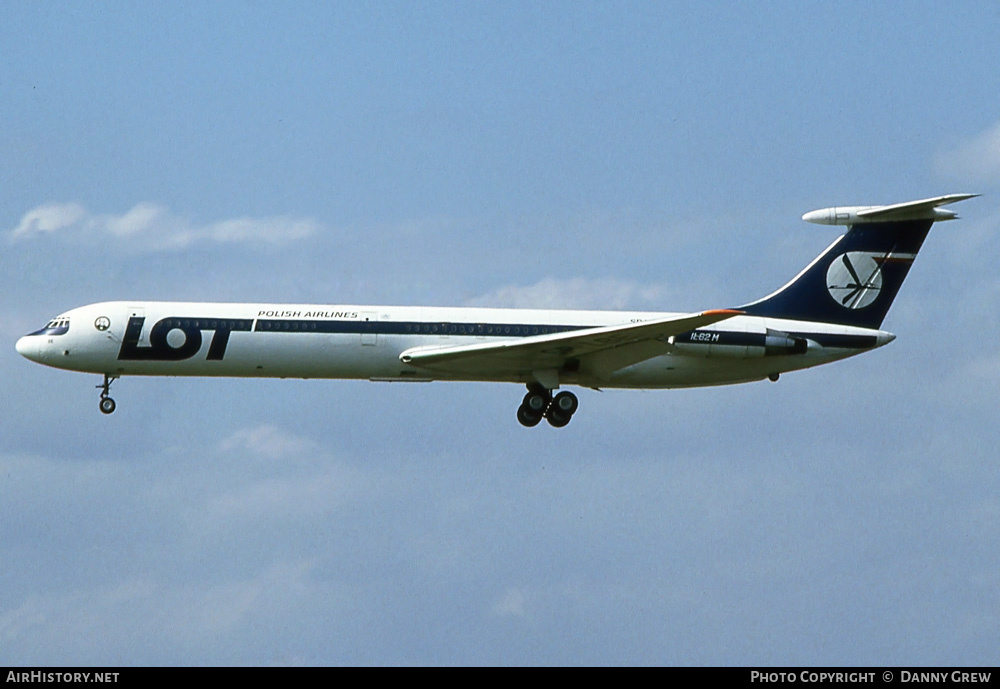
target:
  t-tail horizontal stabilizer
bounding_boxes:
[741,193,977,329]
[801,193,978,226]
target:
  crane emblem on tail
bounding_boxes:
[826,252,885,309]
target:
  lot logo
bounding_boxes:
[118,316,251,361]
[826,252,883,309]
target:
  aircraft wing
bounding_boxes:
[399,309,742,379]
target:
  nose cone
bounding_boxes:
[15,335,39,361]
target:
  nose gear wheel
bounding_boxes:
[96,374,119,415]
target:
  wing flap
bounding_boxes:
[400,309,742,376]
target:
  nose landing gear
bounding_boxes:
[96,374,119,414]
[516,384,578,428]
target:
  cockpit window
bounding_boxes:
[29,317,70,336]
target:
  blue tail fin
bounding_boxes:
[739,194,976,329]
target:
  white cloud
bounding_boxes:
[103,202,167,237]
[8,202,319,250]
[217,424,317,459]
[936,121,1000,184]
[160,560,317,641]
[0,562,321,661]
[207,216,316,244]
[466,276,676,311]
[9,203,87,239]
[492,587,529,618]
[195,425,365,528]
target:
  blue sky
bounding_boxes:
[2,1,999,666]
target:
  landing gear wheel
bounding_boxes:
[551,391,578,416]
[546,410,571,427]
[522,390,550,414]
[543,391,578,427]
[96,374,119,415]
[516,385,579,428]
[517,405,543,427]
[519,386,550,428]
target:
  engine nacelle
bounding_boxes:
[763,330,809,356]
[669,328,810,358]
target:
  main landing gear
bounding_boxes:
[96,374,118,415]
[516,384,579,428]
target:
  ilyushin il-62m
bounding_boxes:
[16,194,976,427]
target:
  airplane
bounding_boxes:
[15,193,976,427]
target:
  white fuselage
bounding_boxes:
[16,301,893,390]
